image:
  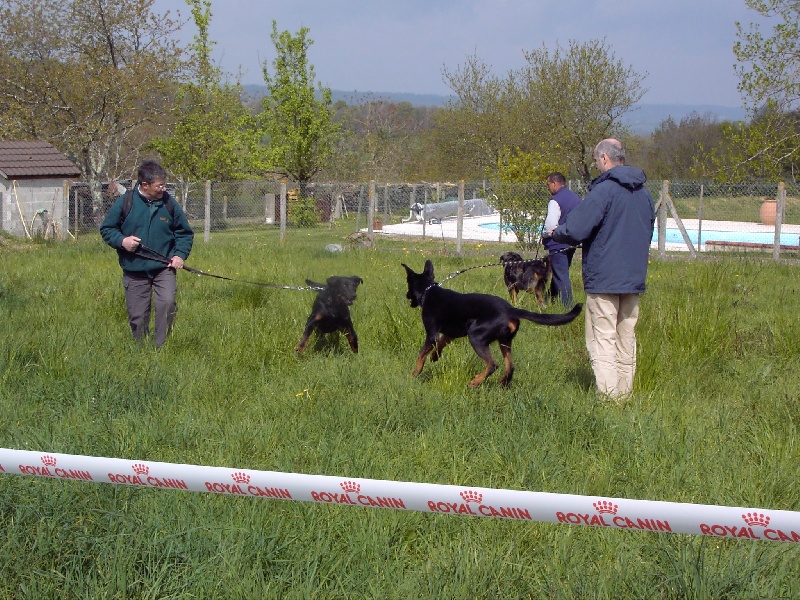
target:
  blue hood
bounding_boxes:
[589,165,648,192]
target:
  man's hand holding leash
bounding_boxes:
[122,235,141,252]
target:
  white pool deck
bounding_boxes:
[373,214,800,252]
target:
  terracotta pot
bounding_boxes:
[760,200,777,226]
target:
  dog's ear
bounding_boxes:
[423,260,434,277]
[351,276,364,286]
[401,263,414,276]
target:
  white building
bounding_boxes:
[0,141,81,239]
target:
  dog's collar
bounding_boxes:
[420,282,439,305]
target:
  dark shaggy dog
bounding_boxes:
[295,276,363,353]
[401,260,581,387]
[499,251,551,306]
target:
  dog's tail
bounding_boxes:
[515,303,582,326]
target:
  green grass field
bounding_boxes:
[1,228,799,598]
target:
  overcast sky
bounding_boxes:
[153,0,765,108]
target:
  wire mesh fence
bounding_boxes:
[79,179,800,257]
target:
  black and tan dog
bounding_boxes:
[499,251,551,306]
[295,276,363,353]
[402,260,581,387]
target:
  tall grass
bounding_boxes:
[1,230,799,598]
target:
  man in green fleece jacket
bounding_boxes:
[100,160,194,348]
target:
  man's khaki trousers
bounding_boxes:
[585,293,640,398]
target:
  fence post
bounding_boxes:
[73,182,79,239]
[410,184,417,225]
[280,180,287,243]
[660,180,696,257]
[368,180,375,238]
[264,191,275,224]
[456,180,464,254]
[62,181,71,240]
[697,184,704,251]
[657,181,667,257]
[773,181,786,261]
[203,180,211,243]
[384,182,390,222]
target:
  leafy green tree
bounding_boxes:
[518,39,647,183]
[259,21,340,190]
[732,0,800,181]
[151,0,260,199]
[434,53,516,179]
[434,41,645,184]
[735,0,800,113]
[493,148,561,250]
[644,112,725,179]
[0,0,185,210]
[332,96,431,181]
[712,106,799,181]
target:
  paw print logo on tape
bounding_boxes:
[742,512,770,527]
[340,480,361,493]
[132,463,149,475]
[40,455,57,467]
[593,500,618,515]
[232,472,250,484]
[460,490,483,504]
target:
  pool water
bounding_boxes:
[656,228,799,246]
[478,222,800,247]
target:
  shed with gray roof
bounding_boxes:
[0,140,81,239]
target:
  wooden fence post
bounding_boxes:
[383,182,390,222]
[203,180,211,243]
[280,180,287,243]
[660,180,696,257]
[367,180,376,239]
[456,180,464,254]
[697,184,704,250]
[773,181,786,261]
[657,181,667,258]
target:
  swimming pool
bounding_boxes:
[478,222,800,247]
[656,228,800,246]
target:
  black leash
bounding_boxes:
[131,244,323,291]
[439,245,581,285]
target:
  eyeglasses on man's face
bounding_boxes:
[144,181,167,190]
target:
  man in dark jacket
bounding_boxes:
[100,160,194,348]
[543,172,581,307]
[550,139,655,399]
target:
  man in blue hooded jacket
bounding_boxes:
[550,139,655,399]
[100,160,194,348]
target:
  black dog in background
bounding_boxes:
[402,260,581,387]
[500,251,551,306]
[295,276,363,353]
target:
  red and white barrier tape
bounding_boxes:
[2,448,799,543]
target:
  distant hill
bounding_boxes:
[329,90,455,107]
[242,84,454,108]
[622,103,747,135]
[242,85,747,135]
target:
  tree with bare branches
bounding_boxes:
[0,0,186,211]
